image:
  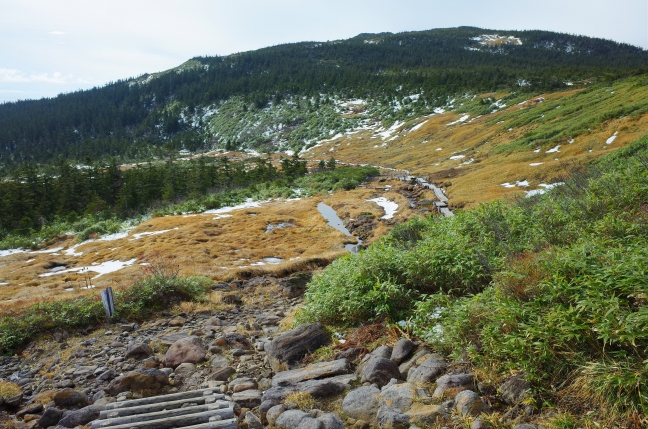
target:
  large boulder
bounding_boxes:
[104,368,169,396]
[361,357,400,387]
[163,336,207,368]
[265,322,330,372]
[380,383,417,412]
[261,379,347,412]
[38,407,63,427]
[342,386,381,423]
[53,389,87,408]
[433,373,474,398]
[390,339,415,364]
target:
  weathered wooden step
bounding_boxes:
[104,387,222,410]
[92,402,233,428]
[92,410,237,429]
[100,396,227,419]
[162,418,238,429]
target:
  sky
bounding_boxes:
[1,0,646,103]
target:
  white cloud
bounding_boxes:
[0,68,87,84]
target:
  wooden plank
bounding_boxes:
[104,388,222,410]
[93,411,236,429]
[92,405,234,428]
[100,398,228,419]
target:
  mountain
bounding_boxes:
[0,27,646,167]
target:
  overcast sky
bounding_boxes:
[1,0,646,103]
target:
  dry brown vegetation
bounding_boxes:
[0,179,418,313]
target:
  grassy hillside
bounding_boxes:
[297,135,648,424]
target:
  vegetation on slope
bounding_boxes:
[1,27,646,166]
[297,135,648,421]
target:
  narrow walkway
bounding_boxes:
[398,175,454,217]
[91,387,237,429]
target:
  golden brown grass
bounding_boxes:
[0,381,21,399]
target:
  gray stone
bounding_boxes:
[266,404,286,425]
[406,404,448,426]
[38,407,63,427]
[275,409,310,429]
[372,346,393,360]
[499,374,531,405]
[398,348,431,379]
[57,404,104,427]
[174,362,196,376]
[272,359,349,387]
[390,339,415,364]
[455,390,486,417]
[317,413,344,429]
[16,403,43,418]
[380,383,417,412]
[125,342,153,359]
[377,406,409,429]
[262,379,347,411]
[513,425,537,429]
[229,377,258,393]
[245,411,263,429]
[296,416,324,429]
[342,386,381,423]
[471,418,491,429]
[209,366,236,382]
[104,368,169,396]
[432,373,474,398]
[361,357,401,387]
[406,356,446,384]
[163,336,206,368]
[232,389,263,408]
[97,369,116,381]
[265,322,330,372]
[211,355,230,368]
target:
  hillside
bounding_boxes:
[0,27,646,167]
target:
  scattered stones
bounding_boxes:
[229,377,258,393]
[232,389,263,408]
[209,366,236,382]
[245,410,264,429]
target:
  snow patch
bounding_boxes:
[0,249,26,258]
[529,163,544,166]
[130,228,178,240]
[449,155,465,160]
[39,259,137,279]
[546,145,561,153]
[447,115,470,126]
[606,132,618,145]
[367,197,398,219]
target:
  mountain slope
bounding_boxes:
[0,27,646,167]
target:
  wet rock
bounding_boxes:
[342,386,381,423]
[229,377,258,393]
[53,389,87,408]
[275,409,310,429]
[57,404,104,428]
[38,407,63,427]
[272,359,349,386]
[162,336,206,368]
[361,357,400,387]
[499,374,531,405]
[406,355,446,384]
[125,342,153,360]
[104,368,169,396]
[390,339,415,364]
[245,411,263,429]
[265,323,330,372]
[455,390,487,417]
[232,389,263,408]
[433,373,474,398]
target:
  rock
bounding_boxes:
[406,356,446,384]
[16,403,43,418]
[167,316,186,326]
[317,413,344,429]
[97,369,116,381]
[2,391,23,408]
[279,273,312,297]
[38,407,63,427]
[372,346,393,360]
[455,390,486,417]
[377,406,409,429]
[174,362,196,376]
[266,404,286,426]
[335,347,365,362]
[432,373,474,398]
[471,418,491,429]
[232,389,263,408]
[499,374,531,405]
[275,409,310,429]
[125,342,153,359]
[163,336,206,368]
[380,383,417,412]
[512,425,537,429]
[56,404,104,428]
[53,389,87,408]
[265,323,330,372]
[296,416,324,429]
[272,359,349,387]
[211,355,230,368]
[209,366,236,382]
[352,420,370,429]
[104,368,169,396]
[229,377,258,393]
[406,404,448,426]
[262,379,346,411]
[390,339,415,364]
[245,411,263,429]
[342,386,381,423]
[232,348,245,357]
[361,357,401,387]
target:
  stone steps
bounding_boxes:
[91,388,237,429]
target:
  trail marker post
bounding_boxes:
[101,287,115,318]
